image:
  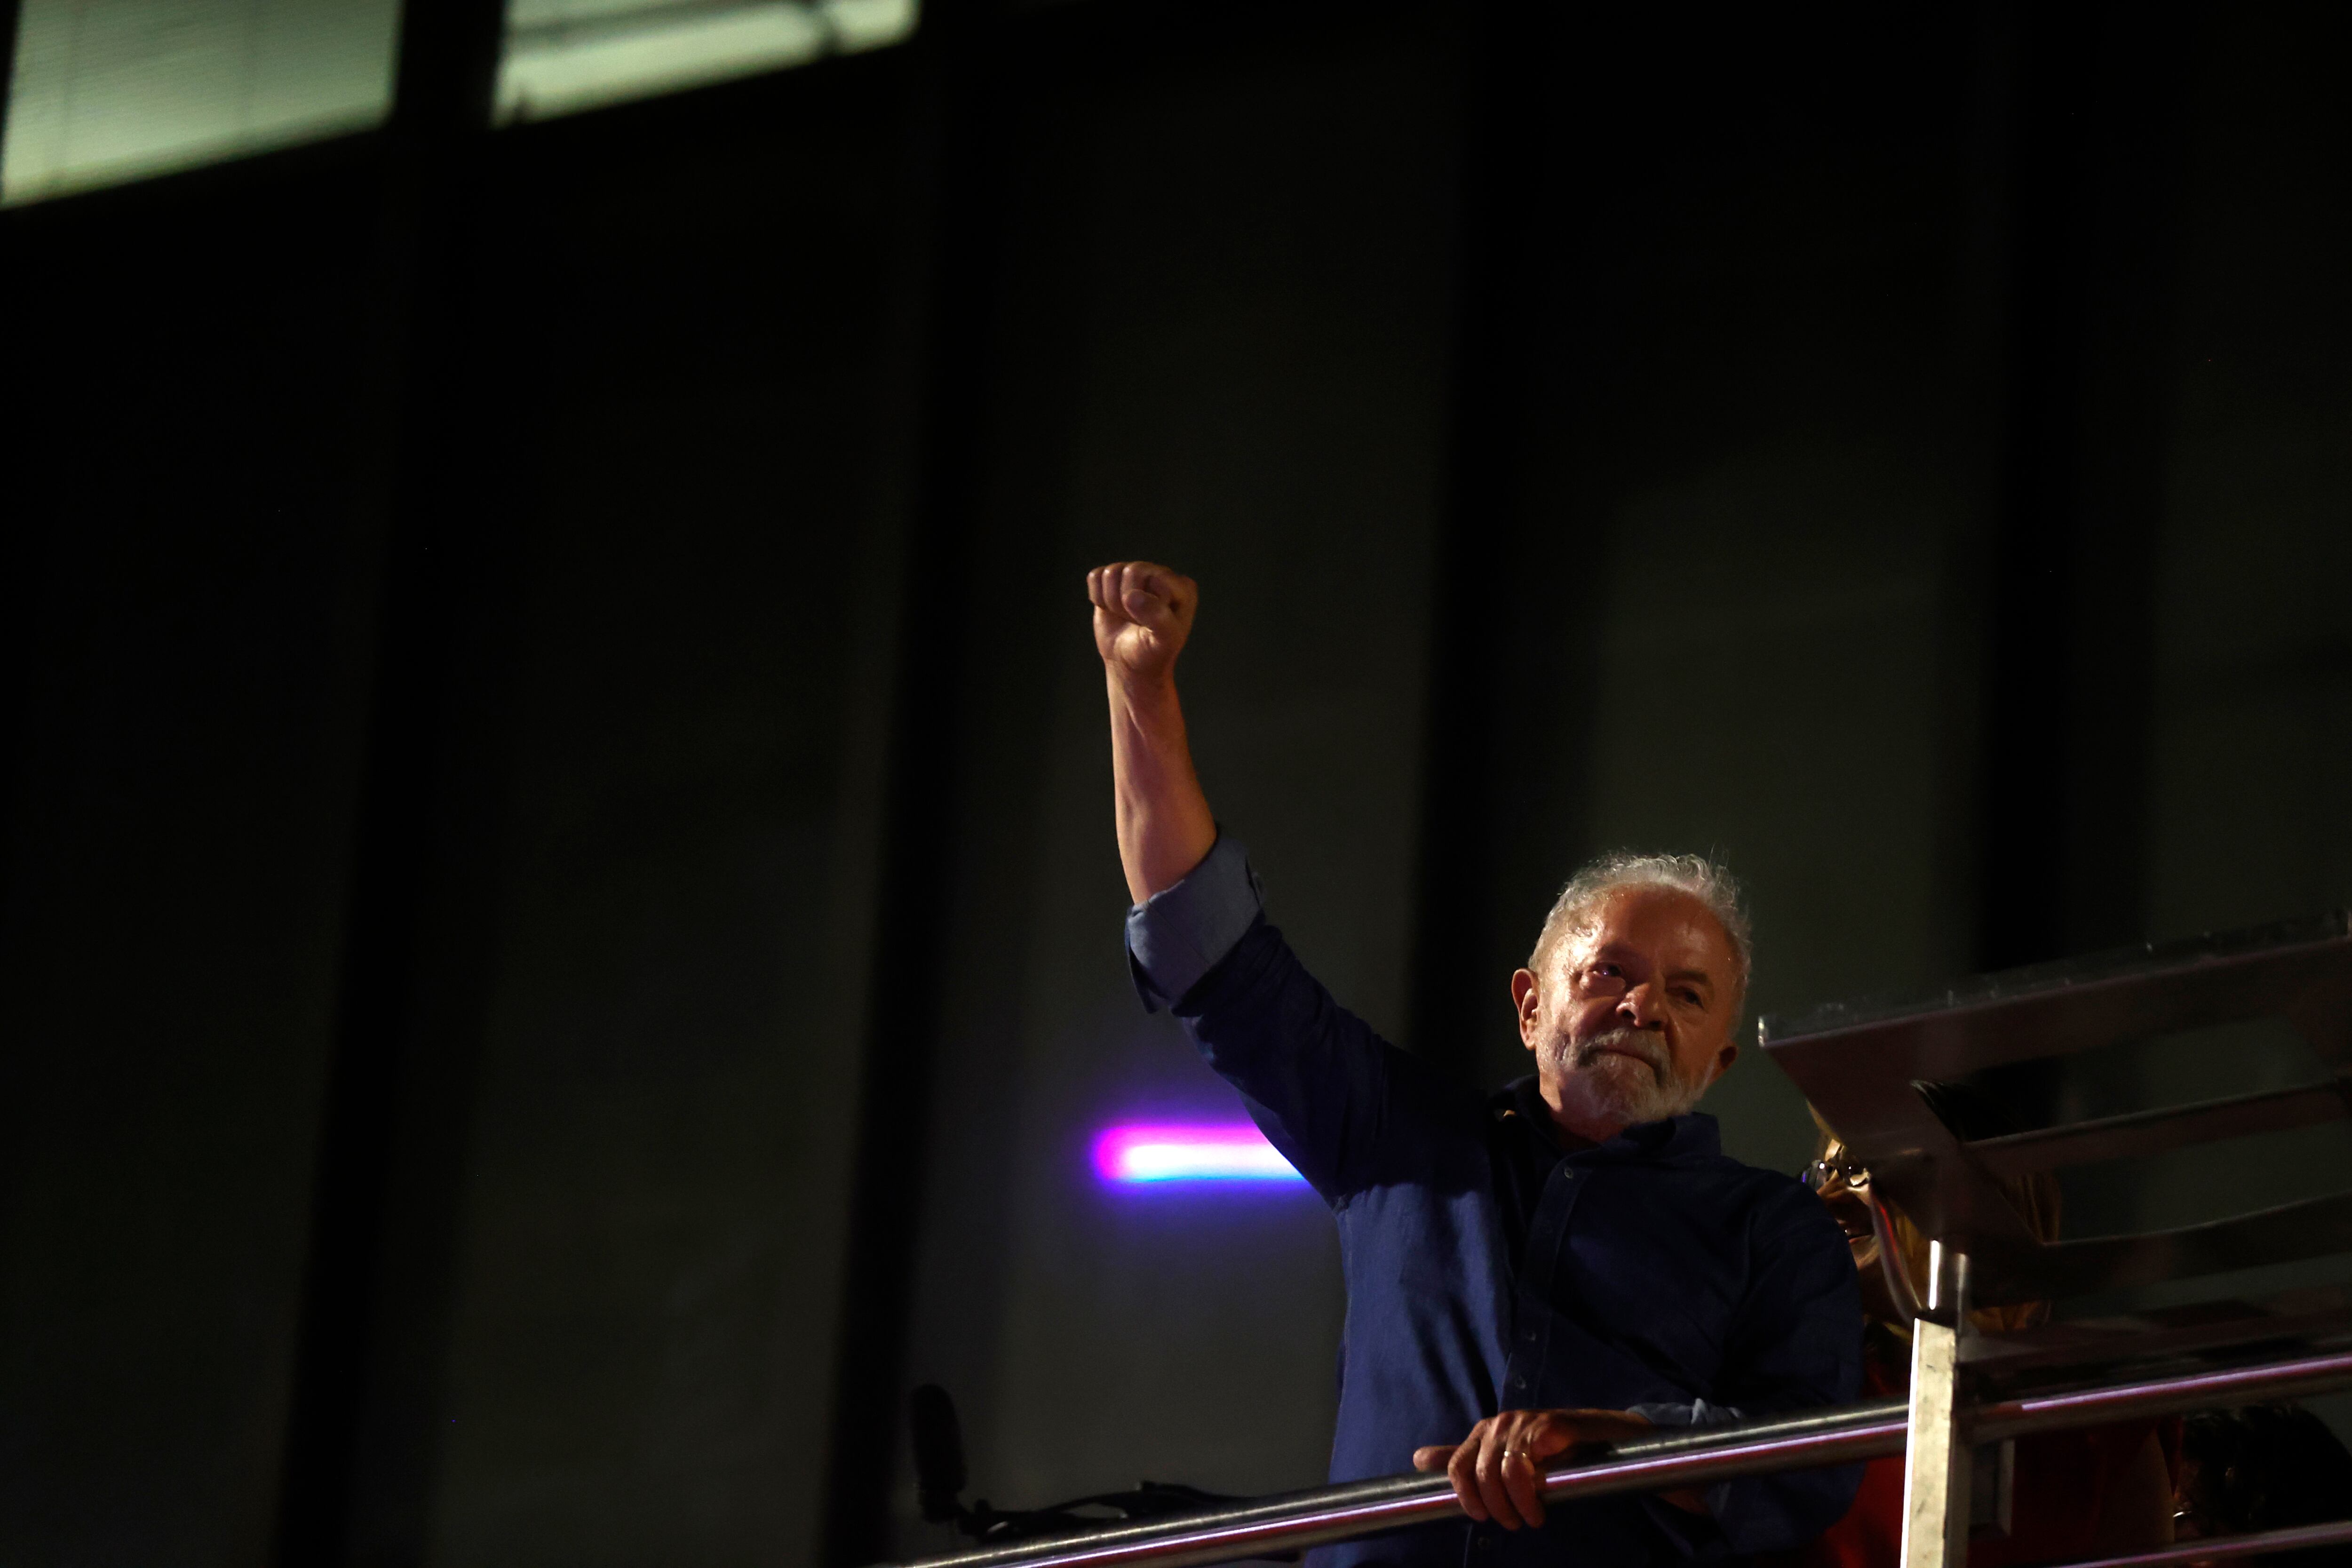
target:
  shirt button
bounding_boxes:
[1522,1330,1538,1344]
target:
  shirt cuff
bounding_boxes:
[1124,832,1264,1013]
[1627,1401,1739,1539]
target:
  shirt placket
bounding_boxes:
[1507,1153,1587,1400]
[1471,1154,1589,1564]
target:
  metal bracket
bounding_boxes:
[1970,1439,2013,1539]
[1899,1245,1974,1568]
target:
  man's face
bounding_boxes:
[1808,1138,1903,1321]
[1512,886,1742,1135]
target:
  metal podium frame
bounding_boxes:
[883,913,2352,1568]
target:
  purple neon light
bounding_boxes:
[1093,1123,1308,1184]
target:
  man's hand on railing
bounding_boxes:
[1412,1408,1705,1529]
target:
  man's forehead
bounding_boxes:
[1559,886,1736,970]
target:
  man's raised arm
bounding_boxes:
[1088,561,1218,902]
[1090,560,1397,1196]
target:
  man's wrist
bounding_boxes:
[1107,667,1181,713]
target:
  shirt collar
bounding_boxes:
[1494,1075,1723,1162]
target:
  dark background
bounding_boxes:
[3,1,2350,1564]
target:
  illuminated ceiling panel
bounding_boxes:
[495,0,916,123]
[2,0,400,204]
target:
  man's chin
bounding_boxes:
[1577,1054,1663,1099]
[1588,1048,1664,1078]
[1561,1068,1681,1126]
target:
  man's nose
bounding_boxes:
[1617,984,1666,1027]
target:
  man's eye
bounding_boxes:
[1676,989,1702,1006]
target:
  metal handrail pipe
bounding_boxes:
[891,1401,1912,1568]
[2036,1518,2352,1568]
[1972,1346,2352,1441]
[889,1349,2352,1568]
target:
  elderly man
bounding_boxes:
[1089,561,1862,1568]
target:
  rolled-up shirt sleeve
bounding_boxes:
[1124,832,1265,1012]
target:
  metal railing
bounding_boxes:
[2056,1520,2352,1568]
[886,1349,2352,1568]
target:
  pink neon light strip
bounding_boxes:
[1092,1123,1307,1184]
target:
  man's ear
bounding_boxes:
[1511,969,1541,1053]
[1710,1040,1740,1084]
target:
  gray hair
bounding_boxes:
[1529,851,1754,1010]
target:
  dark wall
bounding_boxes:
[1421,4,2000,1170]
[2145,2,2352,946]
[897,8,1457,1521]
[2115,3,2352,1278]
[0,47,929,1568]
[3,3,2351,1566]
[0,162,390,1564]
[403,71,923,1568]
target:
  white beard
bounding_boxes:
[1540,1025,1708,1128]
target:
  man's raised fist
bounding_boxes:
[1087,561,1197,687]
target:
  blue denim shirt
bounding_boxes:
[1127,836,1863,1568]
